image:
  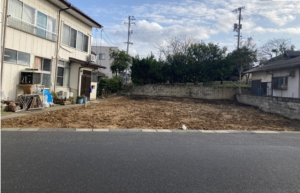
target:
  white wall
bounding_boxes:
[2,0,57,100]
[90,82,97,100]
[273,68,299,98]
[2,0,95,101]
[251,71,272,82]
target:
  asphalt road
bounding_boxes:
[2,131,300,193]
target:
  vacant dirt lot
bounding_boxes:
[1,96,299,131]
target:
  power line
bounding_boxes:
[102,29,117,47]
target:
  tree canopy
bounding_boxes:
[131,39,235,85]
[258,38,295,62]
[109,49,131,77]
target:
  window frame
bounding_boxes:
[62,23,89,53]
[99,53,105,60]
[57,61,70,87]
[36,57,52,90]
[4,48,30,66]
[7,0,57,41]
[272,76,288,90]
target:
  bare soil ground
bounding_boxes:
[1,96,299,131]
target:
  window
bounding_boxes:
[57,61,70,87]
[92,73,98,82]
[4,49,30,65]
[62,24,89,52]
[62,24,70,45]
[7,0,57,41]
[18,52,31,65]
[272,77,288,90]
[76,31,83,50]
[4,49,17,63]
[70,28,77,48]
[47,16,56,40]
[99,53,105,60]
[35,57,51,90]
[23,4,35,25]
[8,0,22,19]
[36,11,47,38]
[83,34,88,52]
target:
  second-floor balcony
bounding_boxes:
[7,16,57,42]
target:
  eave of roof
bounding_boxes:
[246,56,300,73]
[48,0,102,28]
[69,57,106,69]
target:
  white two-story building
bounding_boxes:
[1,0,105,101]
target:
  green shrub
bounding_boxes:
[98,77,123,96]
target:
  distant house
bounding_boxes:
[1,0,105,101]
[246,52,300,98]
[91,46,118,78]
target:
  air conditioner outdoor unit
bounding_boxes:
[89,54,96,62]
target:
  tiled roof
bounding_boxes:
[246,56,300,73]
[285,51,300,58]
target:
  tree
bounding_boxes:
[109,49,131,77]
[187,42,228,84]
[157,35,198,59]
[131,55,164,85]
[239,37,257,84]
[229,46,257,94]
[258,38,295,61]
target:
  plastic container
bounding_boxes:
[44,90,53,103]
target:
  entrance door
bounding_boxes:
[80,70,91,98]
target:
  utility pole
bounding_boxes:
[233,6,245,50]
[233,6,245,95]
[124,16,135,84]
[124,16,135,54]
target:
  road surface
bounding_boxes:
[2,130,300,193]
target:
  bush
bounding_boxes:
[98,77,123,96]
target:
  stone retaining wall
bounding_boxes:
[236,94,300,120]
[131,84,251,100]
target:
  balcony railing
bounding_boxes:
[7,16,57,42]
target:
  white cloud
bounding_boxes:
[90,0,300,57]
[254,27,300,34]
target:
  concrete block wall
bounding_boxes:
[131,84,251,100]
[236,94,300,120]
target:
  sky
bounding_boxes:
[68,0,300,58]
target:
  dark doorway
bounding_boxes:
[81,70,91,98]
[251,80,261,95]
[261,82,268,95]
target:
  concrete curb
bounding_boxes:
[1,128,299,134]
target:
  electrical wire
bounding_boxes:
[102,29,118,47]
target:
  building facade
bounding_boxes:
[91,46,118,78]
[247,54,300,98]
[1,0,104,101]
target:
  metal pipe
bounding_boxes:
[77,67,84,97]
[53,5,72,92]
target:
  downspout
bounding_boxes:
[1,0,8,98]
[78,66,84,96]
[266,71,273,96]
[54,5,72,92]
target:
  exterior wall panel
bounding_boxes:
[273,68,299,98]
